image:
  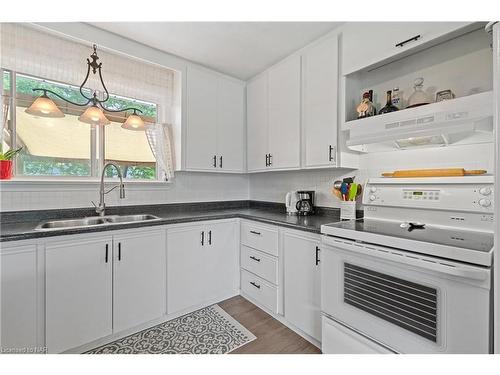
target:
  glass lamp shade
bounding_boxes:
[25,95,65,118]
[121,113,145,131]
[78,105,111,125]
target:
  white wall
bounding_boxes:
[0,172,249,211]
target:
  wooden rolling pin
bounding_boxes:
[382,168,487,178]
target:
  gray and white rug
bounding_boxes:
[86,305,256,354]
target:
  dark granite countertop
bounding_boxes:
[0,201,344,242]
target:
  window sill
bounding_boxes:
[0,178,171,190]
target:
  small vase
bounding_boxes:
[0,160,13,180]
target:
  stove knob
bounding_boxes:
[369,195,376,201]
[479,198,491,207]
[479,187,492,196]
[370,187,377,193]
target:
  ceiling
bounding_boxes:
[89,22,342,80]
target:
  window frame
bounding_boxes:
[1,69,161,182]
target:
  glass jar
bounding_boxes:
[407,78,431,108]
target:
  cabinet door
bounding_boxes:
[284,232,321,341]
[166,225,205,314]
[186,66,218,170]
[303,36,338,168]
[204,221,238,299]
[268,56,301,170]
[46,237,112,353]
[1,245,38,351]
[246,73,269,171]
[217,77,245,172]
[342,22,472,74]
[113,230,167,332]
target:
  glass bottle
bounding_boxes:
[379,90,399,114]
[407,78,431,108]
[356,91,377,118]
[391,87,401,109]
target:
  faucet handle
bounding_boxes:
[91,201,97,208]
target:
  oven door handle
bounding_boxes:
[322,236,490,281]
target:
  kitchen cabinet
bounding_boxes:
[1,244,39,351]
[267,56,301,170]
[247,56,301,172]
[283,231,321,341]
[246,72,269,171]
[302,35,339,168]
[342,22,474,75]
[167,220,238,315]
[45,236,113,353]
[112,230,167,333]
[186,66,245,172]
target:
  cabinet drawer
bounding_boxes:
[241,221,278,256]
[241,245,278,285]
[241,269,278,314]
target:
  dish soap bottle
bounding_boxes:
[407,78,431,108]
[356,91,377,118]
[379,90,399,114]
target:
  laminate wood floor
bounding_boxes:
[218,295,321,354]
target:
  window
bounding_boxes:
[2,71,159,180]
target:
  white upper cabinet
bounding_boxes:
[267,56,301,170]
[302,35,339,168]
[247,56,301,172]
[216,77,245,172]
[342,22,473,75]
[112,230,167,333]
[247,73,269,171]
[186,66,245,172]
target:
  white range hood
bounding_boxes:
[342,91,493,153]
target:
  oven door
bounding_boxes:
[321,235,491,354]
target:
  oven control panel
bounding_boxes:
[363,176,494,213]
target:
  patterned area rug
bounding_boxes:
[86,305,256,354]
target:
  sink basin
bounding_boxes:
[35,214,161,231]
[103,214,160,223]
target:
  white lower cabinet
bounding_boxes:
[1,243,39,351]
[167,220,238,315]
[112,230,167,333]
[45,236,113,353]
[283,231,322,341]
[241,269,278,313]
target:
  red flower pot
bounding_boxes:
[0,160,13,180]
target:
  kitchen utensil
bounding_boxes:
[340,183,349,200]
[333,180,343,191]
[382,168,487,178]
[331,187,343,200]
[348,183,358,201]
[343,177,355,184]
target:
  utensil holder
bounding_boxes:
[340,201,356,220]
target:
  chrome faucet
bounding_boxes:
[92,162,126,216]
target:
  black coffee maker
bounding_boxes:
[295,191,315,215]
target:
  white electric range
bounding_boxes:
[320,176,494,354]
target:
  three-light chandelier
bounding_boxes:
[25,44,145,131]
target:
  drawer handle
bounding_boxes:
[249,230,261,236]
[250,255,261,262]
[395,34,421,48]
[250,281,261,289]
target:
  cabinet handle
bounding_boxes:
[105,244,109,263]
[315,246,320,266]
[268,154,272,166]
[213,155,217,168]
[250,281,261,289]
[395,34,421,48]
[329,145,335,162]
[219,156,223,168]
[208,230,212,245]
[249,230,261,236]
[201,231,205,246]
[118,242,122,261]
[250,255,261,262]
[265,154,269,167]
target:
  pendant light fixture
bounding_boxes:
[26,44,144,129]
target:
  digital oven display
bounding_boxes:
[412,192,423,196]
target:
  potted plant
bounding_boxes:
[0,145,22,180]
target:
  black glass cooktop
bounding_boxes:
[322,219,493,253]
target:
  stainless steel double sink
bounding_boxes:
[35,214,161,231]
